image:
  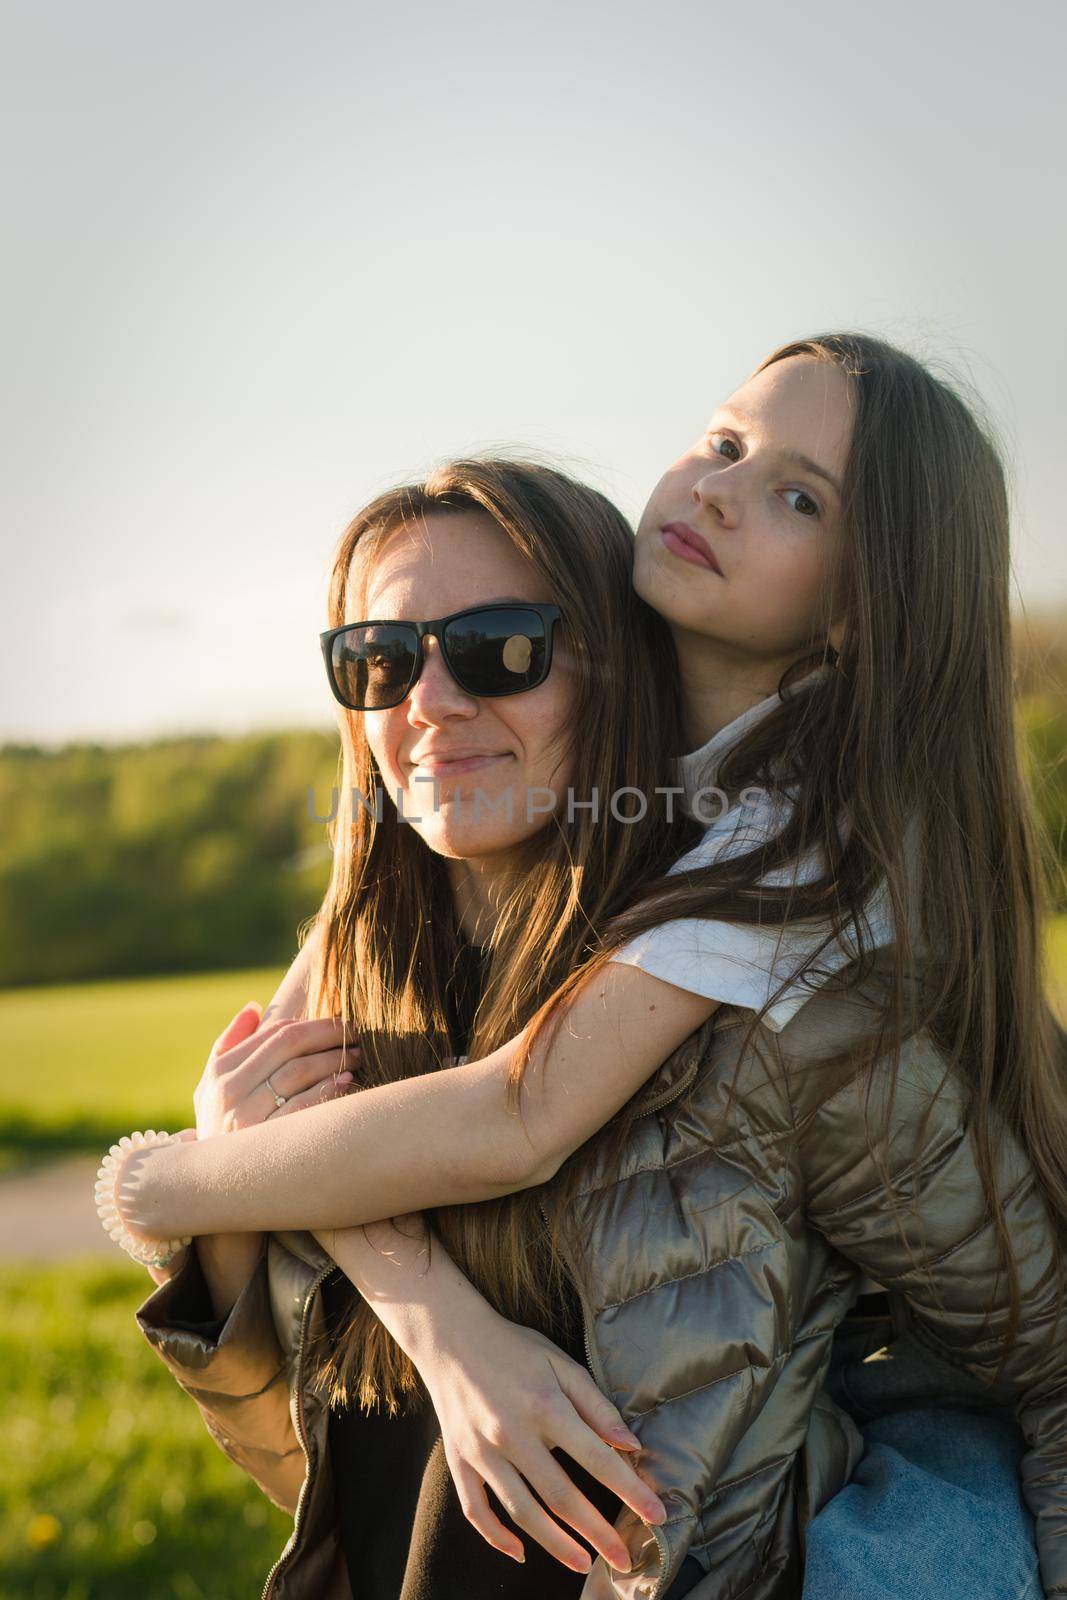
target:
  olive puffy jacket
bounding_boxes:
[136,958,1067,1599]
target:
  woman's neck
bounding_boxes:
[446,854,523,945]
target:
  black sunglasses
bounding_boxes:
[320,602,563,711]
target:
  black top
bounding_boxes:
[322,938,624,1598]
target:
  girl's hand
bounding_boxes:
[193,1012,358,1138]
[418,1311,667,1574]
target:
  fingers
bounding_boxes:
[547,1428,663,1536]
[260,1046,358,1105]
[215,1016,353,1081]
[199,1031,359,1134]
[211,1002,262,1058]
[232,1018,357,1096]
[513,1444,638,1573]
[482,1459,598,1576]
[266,1073,353,1119]
[209,1014,300,1076]
[557,1363,642,1452]
[451,1460,526,1565]
[552,1365,667,1527]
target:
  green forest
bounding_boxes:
[0,730,340,988]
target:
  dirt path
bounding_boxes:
[0,1155,113,1259]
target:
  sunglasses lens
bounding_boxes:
[329,624,417,709]
[443,608,549,696]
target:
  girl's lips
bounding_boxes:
[660,522,724,576]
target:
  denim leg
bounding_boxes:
[802,1330,1042,1600]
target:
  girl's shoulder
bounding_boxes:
[613,787,904,1034]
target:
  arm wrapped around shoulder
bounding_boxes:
[136,1239,304,1515]
[777,981,1067,1599]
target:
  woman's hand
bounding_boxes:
[417,1309,667,1574]
[193,1010,356,1137]
[144,1006,356,1311]
[193,1005,357,1319]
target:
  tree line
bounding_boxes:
[0,730,339,987]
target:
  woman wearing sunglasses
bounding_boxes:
[133,456,704,1598]
[115,336,1066,1600]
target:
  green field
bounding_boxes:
[1,1259,292,1600]
[0,965,289,1162]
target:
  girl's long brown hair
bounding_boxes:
[515,334,1067,1383]
[303,458,698,1410]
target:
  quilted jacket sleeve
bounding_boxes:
[135,1239,305,1515]
[778,994,1067,1599]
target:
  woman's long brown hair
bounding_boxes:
[303,458,698,1410]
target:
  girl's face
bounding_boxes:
[633,354,853,672]
[353,511,577,863]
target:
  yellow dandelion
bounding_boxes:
[26,1512,62,1548]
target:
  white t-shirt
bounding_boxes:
[611,665,916,1031]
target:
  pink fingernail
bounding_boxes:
[338,1072,353,1084]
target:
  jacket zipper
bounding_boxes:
[541,1055,699,1600]
[261,1262,334,1600]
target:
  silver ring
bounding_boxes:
[265,1073,287,1109]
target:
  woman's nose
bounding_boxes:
[406,637,477,724]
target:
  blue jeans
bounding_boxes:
[801,1317,1043,1600]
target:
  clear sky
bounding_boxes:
[3,0,1064,747]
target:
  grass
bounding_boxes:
[0,966,287,1163]
[0,1258,292,1600]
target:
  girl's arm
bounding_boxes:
[315,1219,667,1575]
[117,964,718,1241]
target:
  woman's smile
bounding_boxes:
[409,749,514,778]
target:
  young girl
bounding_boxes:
[109,335,1067,1599]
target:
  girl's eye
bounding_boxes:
[783,488,820,518]
[709,433,741,462]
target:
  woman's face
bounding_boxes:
[353,511,577,863]
[632,354,853,671]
